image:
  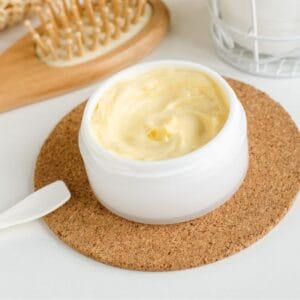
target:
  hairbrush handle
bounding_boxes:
[0,0,170,113]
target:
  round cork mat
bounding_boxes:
[34,79,300,271]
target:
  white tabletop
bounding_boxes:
[0,1,299,299]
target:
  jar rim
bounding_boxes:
[80,60,241,175]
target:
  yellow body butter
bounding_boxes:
[90,67,229,160]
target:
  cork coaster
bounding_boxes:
[34,79,300,271]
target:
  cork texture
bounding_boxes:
[34,79,300,271]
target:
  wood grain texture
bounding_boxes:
[0,0,170,113]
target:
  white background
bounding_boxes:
[0,1,299,299]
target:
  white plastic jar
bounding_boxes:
[79,60,248,224]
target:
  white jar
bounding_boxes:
[79,60,248,224]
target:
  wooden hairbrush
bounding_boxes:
[0,0,169,112]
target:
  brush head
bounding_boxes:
[0,0,169,112]
[25,0,151,66]
[0,0,43,31]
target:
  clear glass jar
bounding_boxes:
[208,0,300,77]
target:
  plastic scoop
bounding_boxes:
[0,181,70,230]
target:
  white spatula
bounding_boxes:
[0,181,71,230]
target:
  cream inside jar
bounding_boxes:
[90,67,229,161]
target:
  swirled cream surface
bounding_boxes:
[90,67,229,160]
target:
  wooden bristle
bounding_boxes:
[132,0,146,24]
[24,19,37,37]
[122,0,130,32]
[141,0,146,16]
[46,39,59,60]
[84,0,96,26]
[46,0,60,23]
[112,0,121,39]
[66,27,73,39]
[36,7,47,31]
[25,20,48,55]
[66,38,73,59]
[113,17,122,39]
[46,23,60,47]
[75,32,84,56]
[103,22,113,45]
[71,0,81,23]
[61,0,70,19]
[99,1,110,44]
[26,0,150,61]
[60,11,70,30]
[92,26,100,50]
[112,0,120,17]
[36,38,49,56]
[75,0,82,15]
[71,0,84,35]
[46,8,58,31]
[98,0,108,30]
